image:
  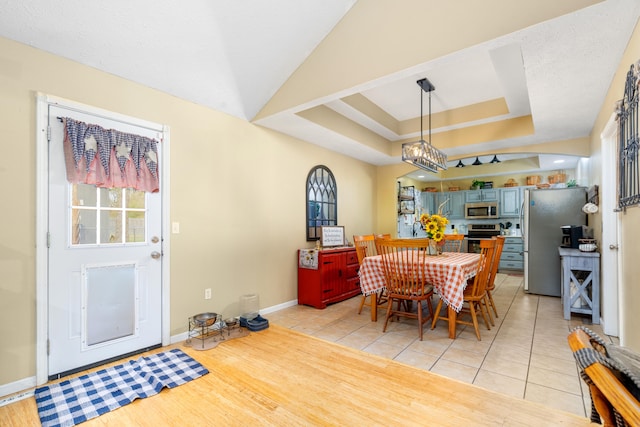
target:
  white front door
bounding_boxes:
[46,104,164,377]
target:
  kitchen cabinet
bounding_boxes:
[437,191,465,219]
[559,248,600,324]
[465,189,499,203]
[298,247,360,309]
[499,236,524,271]
[500,188,521,217]
[421,191,436,215]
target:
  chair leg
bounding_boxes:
[357,294,367,314]
[468,303,481,340]
[484,295,495,326]
[377,289,388,306]
[487,290,498,318]
[426,295,434,320]
[382,297,394,333]
[417,300,424,341]
[430,300,444,329]
[477,301,491,331]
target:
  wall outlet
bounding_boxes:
[204,288,211,299]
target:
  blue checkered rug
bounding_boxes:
[35,349,209,427]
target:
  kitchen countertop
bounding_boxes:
[558,247,600,257]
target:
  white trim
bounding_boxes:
[35,94,50,385]
[35,93,171,384]
[161,124,171,346]
[260,299,298,315]
[600,113,620,337]
[0,377,36,403]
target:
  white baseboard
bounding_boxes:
[169,299,298,344]
[260,299,298,314]
[0,376,36,405]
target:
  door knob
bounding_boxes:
[151,251,162,259]
[609,244,619,250]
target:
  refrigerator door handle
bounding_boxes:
[519,201,525,239]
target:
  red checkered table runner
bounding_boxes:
[359,252,481,312]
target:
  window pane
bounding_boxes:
[100,188,122,208]
[100,210,122,244]
[126,188,146,209]
[126,211,146,242]
[73,208,97,244]
[73,184,97,207]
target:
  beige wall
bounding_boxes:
[588,18,640,349]
[0,37,377,386]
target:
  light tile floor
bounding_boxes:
[267,272,616,419]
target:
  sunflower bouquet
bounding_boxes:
[419,213,448,242]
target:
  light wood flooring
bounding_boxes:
[1,322,590,426]
[0,273,608,426]
[268,272,614,419]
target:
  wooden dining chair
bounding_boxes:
[431,238,495,340]
[353,234,387,319]
[484,235,505,324]
[377,238,434,341]
[441,234,465,253]
[568,327,640,426]
[374,233,391,254]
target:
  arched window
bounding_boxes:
[306,165,337,241]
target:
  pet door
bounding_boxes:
[82,263,138,348]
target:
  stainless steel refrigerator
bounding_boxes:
[522,187,587,296]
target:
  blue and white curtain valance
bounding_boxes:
[62,117,160,193]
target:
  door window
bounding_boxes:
[71,184,146,245]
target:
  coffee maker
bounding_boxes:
[561,225,583,249]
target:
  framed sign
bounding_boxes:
[321,226,345,247]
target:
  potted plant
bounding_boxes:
[471,179,484,190]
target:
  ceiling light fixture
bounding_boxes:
[455,160,465,168]
[472,156,482,166]
[401,78,448,173]
[490,155,501,164]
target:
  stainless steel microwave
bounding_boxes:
[464,202,498,219]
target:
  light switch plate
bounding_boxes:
[172,222,180,233]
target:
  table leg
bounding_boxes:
[447,306,457,339]
[371,293,378,322]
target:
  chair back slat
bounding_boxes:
[442,234,464,253]
[466,239,496,298]
[374,233,391,254]
[376,238,430,297]
[353,234,376,265]
[487,236,506,291]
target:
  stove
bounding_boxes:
[467,224,501,238]
[467,224,500,253]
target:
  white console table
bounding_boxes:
[558,247,600,324]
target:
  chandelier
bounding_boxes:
[402,78,448,173]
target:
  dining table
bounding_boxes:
[358,251,481,339]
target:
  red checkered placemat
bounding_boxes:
[359,252,480,312]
